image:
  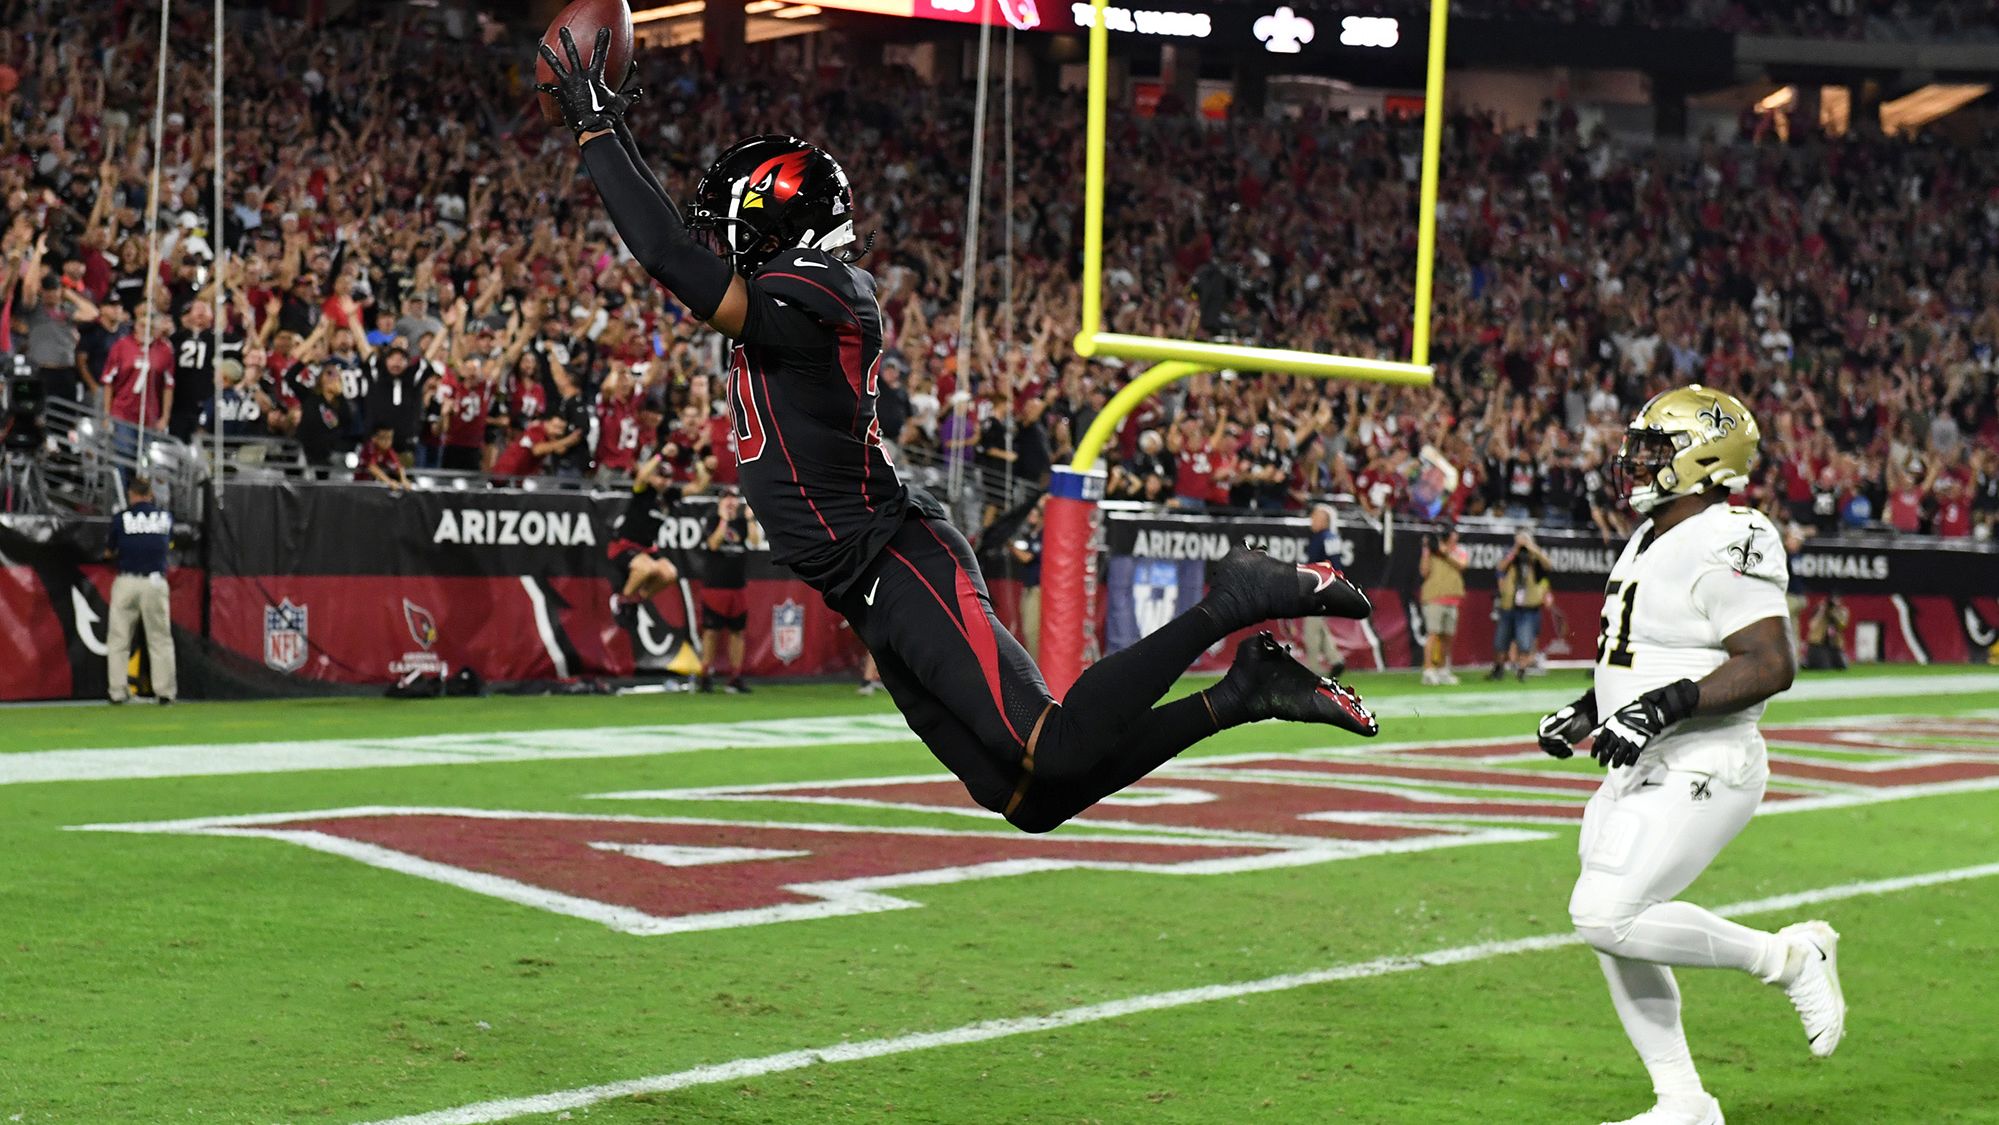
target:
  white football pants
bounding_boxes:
[1569,770,1788,1098]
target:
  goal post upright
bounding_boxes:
[1412,0,1451,367]
[1042,0,1448,696]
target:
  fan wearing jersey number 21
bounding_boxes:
[1536,385,1847,1125]
[538,29,1381,834]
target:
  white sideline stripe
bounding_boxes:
[1368,671,1999,719]
[0,714,926,786]
[6,673,1997,787]
[354,861,1999,1125]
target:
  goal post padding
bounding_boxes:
[1039,466,1104,698]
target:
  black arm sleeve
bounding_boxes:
[580,134,733,323]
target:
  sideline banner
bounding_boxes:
[1102,509,1999,669]
[1,517,202,701]
[204,483,865,687]
[6,493,1991,700]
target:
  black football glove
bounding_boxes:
[1590,679,1700,769]
[1536,690,1598,760]
[536,26,642,137]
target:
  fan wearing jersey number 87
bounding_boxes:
[1534,385,1846,1125]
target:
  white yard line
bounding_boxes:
[5,673,1996,787]
[0,715,925,786]
[354,861,1999,1125]
[1368,671,1999,719]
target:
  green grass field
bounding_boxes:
[4,666,1998,1124]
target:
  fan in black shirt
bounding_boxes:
[606,455,684,620]
[293,368,355,471]
[542,32,1381,833]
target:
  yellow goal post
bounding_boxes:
[1039,0,1449,694]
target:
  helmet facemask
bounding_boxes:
[1613,429,1687,515]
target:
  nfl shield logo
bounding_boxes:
[772,599,805,665]
[263,599,308,673]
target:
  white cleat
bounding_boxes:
[1780,920,1846,1057]
[1599,1093,1724,1125]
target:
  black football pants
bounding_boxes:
[829,516,1243,833]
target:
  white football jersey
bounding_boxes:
[1593,503,1791,793]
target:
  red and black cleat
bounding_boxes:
[1206,545,1373,626]
[1216,632,1379,737]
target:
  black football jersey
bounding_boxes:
[730,248,920,597]
[612,477,680,551]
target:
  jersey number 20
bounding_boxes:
[1597,580,1639,667]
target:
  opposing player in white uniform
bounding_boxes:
[1536,386,1846,1125]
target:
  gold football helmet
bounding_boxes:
[1613,384,1761,515]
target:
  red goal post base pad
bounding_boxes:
[1040,466,1106,698]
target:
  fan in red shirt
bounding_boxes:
[704,403,738,488]
[665,404,705,486]
[101,311,176,429]
[506,354,549,427]
[492,414,575,480]
[1206,425,1241,508]
[593,362,643,481]
[1883,469,1925,533]
[354,424,409,490]
[1354,453,1407,518]
[1171,416,1219,509]
[1932,473,1974,537]
[435,358,497,472]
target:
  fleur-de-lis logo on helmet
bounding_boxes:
[1698,401,1737,434]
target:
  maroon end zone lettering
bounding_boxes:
[762,770,1588,839]
[77,720,1999,936]
[123,810,1301,935]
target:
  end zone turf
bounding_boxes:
[2,667,1995,1123]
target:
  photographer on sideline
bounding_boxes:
[1491,529,1554,682]
[1804,594,1852,671]
[1419,523,1468,686]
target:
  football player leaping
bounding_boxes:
[538,32,1379,836]
[1537,386,1845,1125]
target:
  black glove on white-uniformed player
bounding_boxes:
[1590,678,1701,768]
[1536,690,1598,760]
[537,26,642,137]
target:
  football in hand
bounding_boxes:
[535,0,636,125]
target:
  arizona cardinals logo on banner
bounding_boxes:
[392,598,447,677]
[403,599,439,650]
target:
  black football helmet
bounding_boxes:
[687,134,869,275]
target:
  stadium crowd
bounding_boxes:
[1,0,1996,543]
